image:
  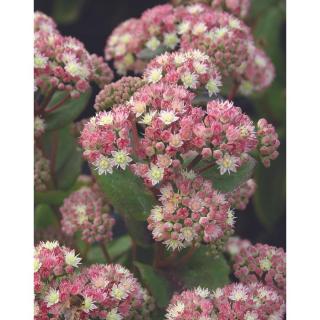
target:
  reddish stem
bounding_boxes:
[228,82,239,101]
[187,154,202,170]
[100,243,111,263]
[174,245,197,267]
[45,94,70,113]
[50,131,59,187]
[129,114,141,158]
[196,161,216,174]
[41,87,56,109]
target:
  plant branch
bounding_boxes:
[45,93,70,113]
[41,87,56,109]
[196,161,216,174]
[129,114,141,158]
[100,243,111,263]
[228,82,239,101]
[187,154,202,170]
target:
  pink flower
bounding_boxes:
[60,186,115,244]
[89,54,114,88]
[233,243,286,297]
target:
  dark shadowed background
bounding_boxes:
[34,0,286,248]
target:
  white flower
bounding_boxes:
[174,53,187,66]
[181,72,199,89]
[193,61,208,74]
[94,156,114,175]
[110,284,128,300]
[34,116,46,132]
[239,80,254,96]
[147,165,164,185]
[245,311,259,320]
[159,110,179,125]
[65,250,82,268]
[164,239,185,251]
[192,22,207,35]
[166,302,185,319]
[213,288,224,298]
[255,55,267,68]
[195,287,211,298]
[177,21,190,35]
[229,18,241,29]
[45,289,60,307]
[181,227,194,242]
[181,169,196,180]
[150,206,164,222]
[75,204,88,224]
[139,111,157,126]
[65,60,89,79]
[206,78,222,96]
[112,150,132,170]
[187,4,204,14]
[34,258,41,273]
[190,49,207,61]
[214,27,229,39]
[131,99,147,117]
[259,257,272,271]
[119,33,132,44]
[216,154,239,175]
[82,296,97,313]
[164,32,179,49]
[41,240,59,250]
[146,67,163,84]
[227,209,236,226]
[229,284,248,301]
[98,112,114,125]
[34,52,48,69]
[146,36,160,51]
[106,308,123,320]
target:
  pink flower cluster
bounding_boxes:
[89,54,114,89]
[225,236,251,258]
[34,148,51,192]
[171,0,251,18]
[143,50,222,97]
[60,186,115,244]
[239,45,276,96]
[34,11,58,34]
[233,243,286,296]
[226,178,257,210]
[80,105,133,175]
[166,283,285,320]
[257,118,280,167]
[147,173,234,251]
[105,3,256,78]
[94,76,146,111]
[34,12,113,98]
[34,242,153,320]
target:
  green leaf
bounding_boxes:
[94,169,156,221]
[52,0,86,25]
[34,204,59,229]
[253,145,285,230]
[137,45,170,61]
[35,190,70,206]
[45,89,91,132]
[134,261,171,308]
[107,235,132,260]
[200,157,256,193]
[179,246,230,290]
[42,126,83,190]
[86,245,107,264]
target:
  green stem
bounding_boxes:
[100,243,111,263]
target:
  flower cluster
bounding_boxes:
[34,12,112,98]
[147,173,234,251]
[89,54,114,88]
[34,241,81,294]
[105,3,257,78]
[34,11,58,33]
[226,178,257,210]
[239,45,276,95]
[60,186,115,244]
[165,283,285,319]
[144,50,222,97]
[171,0,251,18]
[34,148,51,192]
[94,76,146,111]
[233,243,286,296]
[200,99,258,175]
[225,236,251,258]
[76,263,151,319]
[257,118,280,167]
[34,116,46,138]
[80,105,133,174]
[34,242,153,320]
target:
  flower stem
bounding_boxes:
[187,154,202,170]
[196,161,216,174]
[100,243,111,263]
[228,82,239,101]
[129,114,141,158]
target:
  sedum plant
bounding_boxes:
[34,1,286,319]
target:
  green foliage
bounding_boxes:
[45,89,91,131]
[35,190,70,206]
[42,126,83,190]
[200,157,256,193]
[134,261,171,309]
[179,246,230,290]
[52,0,86,25]
[34,204,59,229]
[253,144,286,231]
[137,45,170,61]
